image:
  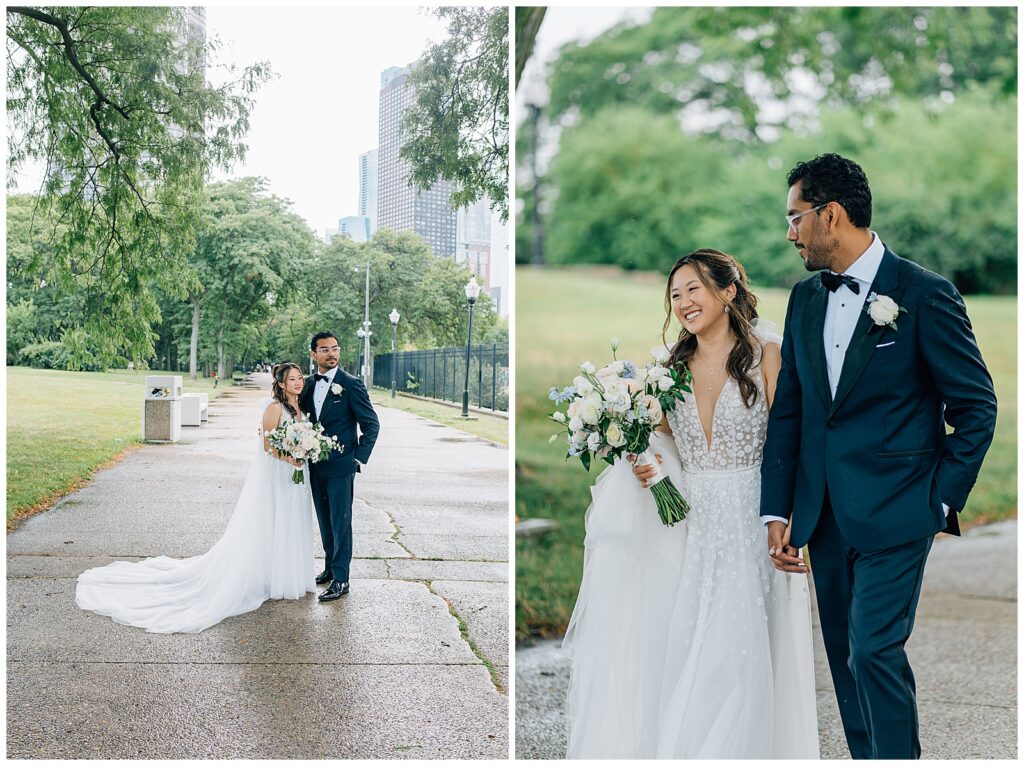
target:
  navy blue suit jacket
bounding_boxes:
[760,246,997,552]
[299,369,380,478]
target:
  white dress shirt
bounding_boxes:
[312,365,339,420]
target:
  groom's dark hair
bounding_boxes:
[310,331,339,351]
[787,153,872,229]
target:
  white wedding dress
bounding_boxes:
[76,402,316,633]
[563,334,819,758]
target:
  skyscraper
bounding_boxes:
[358,149,378,235]
[339,216,371,243]
[376,66,457,258]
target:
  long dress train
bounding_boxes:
[75,402,316,633]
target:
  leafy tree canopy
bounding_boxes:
[402,6,509,219]
[6,6,271,360]
[547,7,1016,141]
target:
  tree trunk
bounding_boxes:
[216,330,225,380]
[189,296,200,380]
[515,7,546,88]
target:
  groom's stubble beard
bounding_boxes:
[799,225,840,273]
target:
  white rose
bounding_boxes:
[330,383,343,396]
[650,344,672,363]
[573,375,594,396]
[869,294,899,325]
[605,421,626,447]
[568,415,584,432]
[606,392,631,415]
[567,399,582,418]
[569,429,587,447]
[625,378,645,394]
[552,411,566,423]
[586,431,602,451]
[580,361,595,374]
[596,364,618,380]
[658,376,673,392]
[648,365,670,379]
[579,398,602,425]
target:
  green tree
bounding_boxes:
[543,107,728,271]
[6,6,271,362]
[191,178,315,377]
[547,7,1016,140]
[402,6,509,219]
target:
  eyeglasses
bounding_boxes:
[785,203,829,231]
[315,346,340,353]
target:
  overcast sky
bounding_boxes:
[205,6,447,234]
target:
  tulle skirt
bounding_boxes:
[563,432,819,758]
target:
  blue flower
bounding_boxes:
[621,361,637,379]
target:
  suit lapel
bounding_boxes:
[802,278,832,409]
[300,375,317,423]
[830,248,903,417]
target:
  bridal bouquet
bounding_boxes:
[266,420,344,484]
[548,339,693,526]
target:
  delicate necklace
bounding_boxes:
[693,352,730,392]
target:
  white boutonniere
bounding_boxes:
[330,383,344,396]
[865,292,908,331]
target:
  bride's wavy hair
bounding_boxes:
[271,362,304,418]
[662,248,762,408]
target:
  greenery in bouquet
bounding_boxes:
[266,420,344,484]
[548,339,693,525]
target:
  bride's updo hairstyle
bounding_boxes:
[662,248,762,408]
[271,362,303,418]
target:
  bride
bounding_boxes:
[76,362,316,633]
[563,249,819,758]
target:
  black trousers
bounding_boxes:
[808,494,933,759]
[309,470,355,583]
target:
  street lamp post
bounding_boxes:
[389,308,400,399]
[461,276,481,418]
[353,261,372,386]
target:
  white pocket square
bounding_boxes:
[875,341,896,348]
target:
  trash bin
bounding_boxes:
[142,375,183,442]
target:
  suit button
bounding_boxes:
[826,418,837,429]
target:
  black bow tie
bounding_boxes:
[821,271,860,294]
[314,373,329,382]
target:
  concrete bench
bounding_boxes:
[181,392,209,427]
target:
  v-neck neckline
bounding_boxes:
[691,377,731,452]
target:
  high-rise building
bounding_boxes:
[457,196,493,298]
[376,66,457,258]
[358,150,378,234]
[489,213,509,317]
[339,216,371,243]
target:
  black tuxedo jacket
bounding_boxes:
[760,246,997,552]
[299,369,380,479]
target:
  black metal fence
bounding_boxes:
[373,344,509,412]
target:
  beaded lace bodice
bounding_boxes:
[666,350,768,472]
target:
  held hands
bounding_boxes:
[627,453,662,488]
[767,521,808,574]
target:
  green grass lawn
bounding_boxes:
[6,367,229,527]
[369,387,508,445]
[515,265,1017,642]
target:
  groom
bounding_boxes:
[761,153,997,758]
[300,331,380,601]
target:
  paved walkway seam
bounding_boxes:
[426,580,505,695]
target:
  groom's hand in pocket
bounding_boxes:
[768,521,808,574]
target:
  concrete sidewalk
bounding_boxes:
[7,376,509,759]
[515,520,1017,759]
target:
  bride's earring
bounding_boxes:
[724,305,730,314]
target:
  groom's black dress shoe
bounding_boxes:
[315,568,332,585]
[318,580,349,601]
